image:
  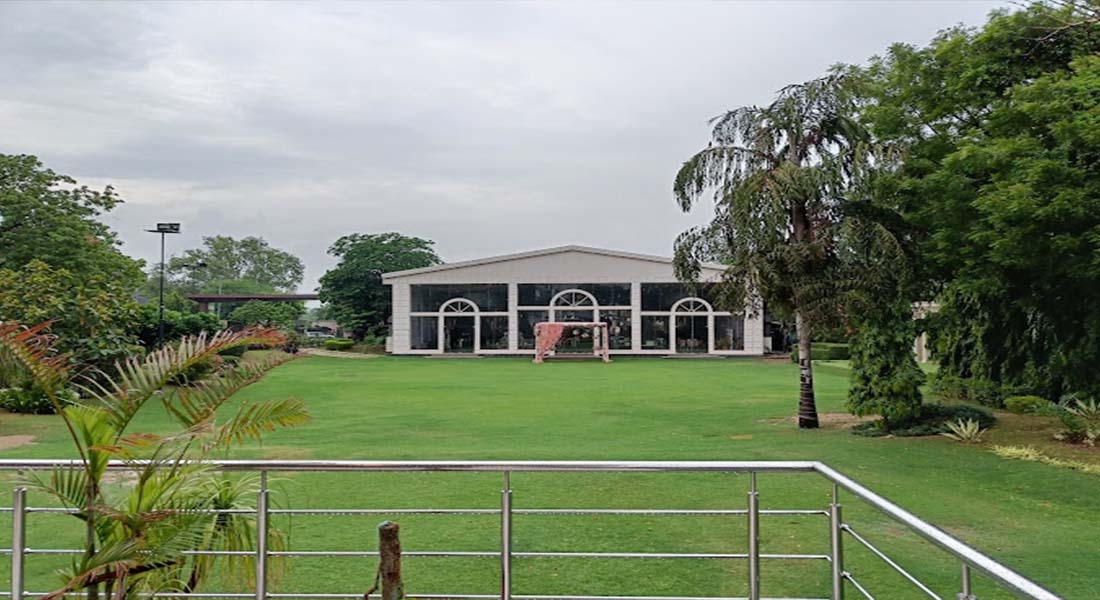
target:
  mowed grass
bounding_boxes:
[1,356,1097,599]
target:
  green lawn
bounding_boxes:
[1,356,1096,599]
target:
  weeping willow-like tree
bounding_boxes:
[673,74,874,428]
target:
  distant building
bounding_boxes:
[381,245,765,356]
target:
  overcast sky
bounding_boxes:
[1,0,1007,292]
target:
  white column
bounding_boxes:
[508,283,518,351]
[630,282,642,351]
[391,283,411,353]
[744,297,765,355]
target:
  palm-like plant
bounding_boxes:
[673,74,873,428]
[0,322,310,599]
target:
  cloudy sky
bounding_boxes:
[1,0,1006,292]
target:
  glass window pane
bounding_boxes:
[518,284,555,306]
[410,316,438,349]
[518,283,631,307]
[601,309,632,349]
[641,283,718,310]
[676,315,708,353]
[480,316,509,350]
[553,309,594,322]
[641,315,670,350]
[411,284,507,312]
[556,324,595,354]
[714,315,745,350]
[518,310,548,349]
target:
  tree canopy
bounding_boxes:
[228,300,305,330]
[0,154,142,286]
[319,233,442,339]
[166,235,305,293]
[856,2,1100,400]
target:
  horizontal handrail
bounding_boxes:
[0,459,820,472]
[0,459,1062,600]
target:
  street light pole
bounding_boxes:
[146,223,181,348]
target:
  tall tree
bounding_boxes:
[673,75,873,428]
[0,155,144,374]
[166,236,305,293]
[0,154,142,285]
[858,2,1100,400]
[319,233,441,339]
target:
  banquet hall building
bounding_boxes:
[381,245,766,357]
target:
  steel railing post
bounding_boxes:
[501,471,513,600]
[829,484,844,600]
[11,487,26,600]
[747,472,760,600]
[959,563,977,600]
[256,471,269,600]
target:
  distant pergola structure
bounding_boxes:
[533,322,612,364]
[185,293,319,313]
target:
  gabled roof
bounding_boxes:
[381,245,726,281]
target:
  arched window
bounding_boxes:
[671,298,712,313]
[550,289,598,323]
[440,298,479,313]
[671,297,712,354]
[551,290,596,308]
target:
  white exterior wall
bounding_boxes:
[384,247,765,356]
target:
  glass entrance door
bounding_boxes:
[444,316,476,353]
[675,315,708,353]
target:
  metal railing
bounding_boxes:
[0,460,1063,600]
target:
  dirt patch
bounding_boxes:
[0,434,36,450]
[759,412,876,429]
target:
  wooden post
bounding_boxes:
[365,521,404,600]
[378,521,403,600]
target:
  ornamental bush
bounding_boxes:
[846,301,925,429]
[323,338,355,351]
[852,404,995,437]
[0,386,79,414]
[1004,395,1051,415]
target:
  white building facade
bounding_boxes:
[382,246,765,357]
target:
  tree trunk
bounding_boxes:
[377,521,404,600]
[795,310,820,429]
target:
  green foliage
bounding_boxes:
[790,342,850,362]
[941,418,986,443]
[323,338,355,351]
[0,386,78,414]
[852,403,994,437]
[167,235,305,293]
[847,300,925,428]
[134,304,221,348]
[0,325,309,598]
[228,300,304,329]
[1005,395,1052,415]
[0,260,140,375]
[856,4,1100,402]
[360,333,387,351]
[930,373,1008,408]
[0,154,143,285]
[167,355,224,386]
[1057,397,1100,446]
[318,233,442,339]
[218,344,248,358]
